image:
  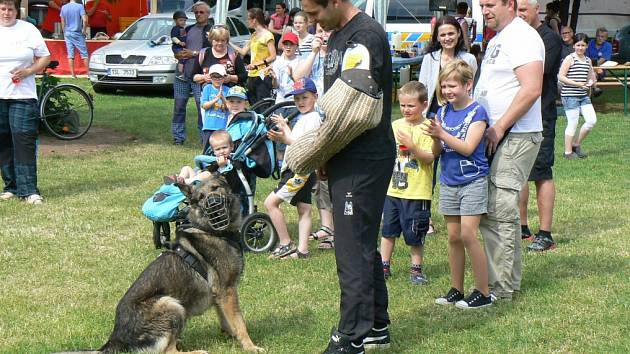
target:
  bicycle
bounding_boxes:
[37,60,94,140]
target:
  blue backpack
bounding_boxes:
[142,183,186,222]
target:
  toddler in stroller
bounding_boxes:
[144,96,294,253]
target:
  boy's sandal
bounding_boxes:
[282,251,310,259]
[318,236,334,250]
[309,225,334,241]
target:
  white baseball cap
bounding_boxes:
[208,64,227,76]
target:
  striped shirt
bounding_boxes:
[561,53,591,97]
[298,33,315,59]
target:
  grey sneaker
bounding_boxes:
[527,234,556,252]
[564,152,578,160]
[409,270,428,285]
[572,145,588,158]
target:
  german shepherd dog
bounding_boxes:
[56,173,264,354]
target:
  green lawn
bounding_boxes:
[0,82,629,353]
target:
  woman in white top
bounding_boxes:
[0,0,51,204]
[418,16,477,233]
[419,16,477,119]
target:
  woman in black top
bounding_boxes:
[192,26,247,87]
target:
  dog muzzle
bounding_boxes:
[201,192,230,231]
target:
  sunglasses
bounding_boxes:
[210,74,225,79]
[212,24,228,29]
[194,11,207,14]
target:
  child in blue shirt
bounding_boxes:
[424,59,493,309]
[200,64,230,152]
[170,10,187,81]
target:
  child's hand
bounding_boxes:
[270,113,287,130]
[267,128,286,143]
[396,130,414,149]
[217,155,228,167]
[423,119,443,139]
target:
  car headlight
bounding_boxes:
[149,56,178,65]
[90,54,104,64]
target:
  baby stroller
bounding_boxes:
[143,100,297,253]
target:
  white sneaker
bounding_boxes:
[0,192,16,200]
[25,194,43,205]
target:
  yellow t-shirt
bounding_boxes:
[248,30,275,77]
[387,118,434,200]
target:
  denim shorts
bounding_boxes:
[561,95,591,110]
[439,177,488,216]
[64,31,88,59]
[382,197,431,246]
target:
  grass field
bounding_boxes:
[0,82,629,353]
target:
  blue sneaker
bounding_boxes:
[409,270,427,285]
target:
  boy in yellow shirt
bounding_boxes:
[381,81,437,285]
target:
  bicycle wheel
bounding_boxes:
[40,84,94,140]
[241,212,277,253]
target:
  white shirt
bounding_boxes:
[282,111,322,171]
[272,54,300,104]
[0,20,50,99]
[474,17,544,133]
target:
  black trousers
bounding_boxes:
[327,156,393,341]
[246,75,272,106]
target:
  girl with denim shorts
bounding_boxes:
[558,33,598,160]
[424,59,493,309]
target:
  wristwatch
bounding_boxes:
[193,51,199,56]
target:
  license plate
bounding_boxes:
[107,68,137,77]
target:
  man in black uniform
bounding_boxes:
[301,0,395,353]
[517,0,562,252]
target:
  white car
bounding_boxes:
[88,13,250,93]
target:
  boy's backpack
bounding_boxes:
[142,183,186,222]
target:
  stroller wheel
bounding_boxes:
[240,212,277,253]
[152,221,171,249]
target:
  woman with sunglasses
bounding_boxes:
[230,8,276,105]
[192,25,247,88]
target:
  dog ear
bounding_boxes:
[176,182,194,199]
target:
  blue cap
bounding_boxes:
[226,86,248,100]
[285,77,318,97]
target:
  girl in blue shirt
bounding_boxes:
[425,59,493,309]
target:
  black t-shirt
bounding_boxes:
[323,12,395,160]
[537,24,562,120]
[191,48,248,87]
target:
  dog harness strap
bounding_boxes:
[171,246,208,280]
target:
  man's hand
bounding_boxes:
[485,124,505,155]
[176,48,195,60]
